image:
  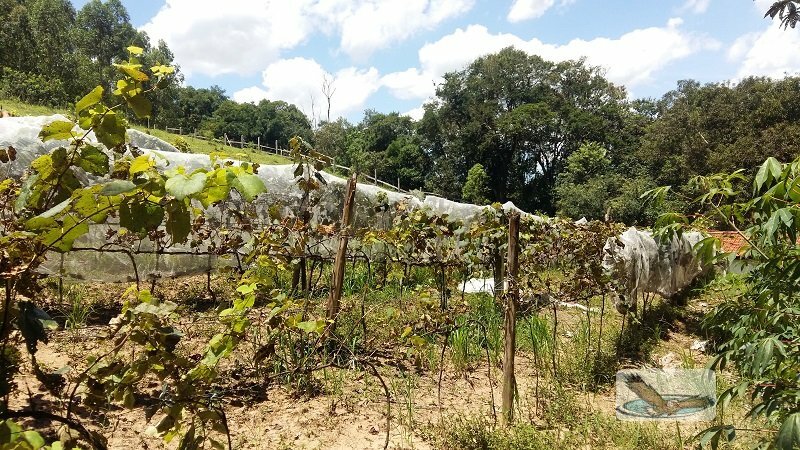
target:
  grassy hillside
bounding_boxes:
[0,98,290,165]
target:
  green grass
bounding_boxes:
[0,98,70,116]
[0,97,290,165]
[136,127,290,165]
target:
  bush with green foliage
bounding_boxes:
[651,157,800,449]
[173,136,191,153]
[0,67,69,106]
[462,163,491,204]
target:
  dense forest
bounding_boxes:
[3,0,800,224]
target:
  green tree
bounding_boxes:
[313,118,352,160]
[555,142,615,220]
[211,99,312,146]
[74,0,140,67]
[461,163,491,204]
[27,0,79,93]
[421,47,628,212]
[336,110,427,188]
[0,0,35,72]
[652,157,800,450]
[637,77,800,221]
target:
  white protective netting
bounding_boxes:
[602,227,707,306]
[1,115,710,296]
[1,115,543,282]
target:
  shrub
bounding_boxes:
[173,136,191,152]
[0,67,70,107]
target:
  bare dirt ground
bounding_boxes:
[6,277,723,450]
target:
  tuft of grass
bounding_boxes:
[62,285,93,329]
[390,370,418,447]
[0,97,70,117]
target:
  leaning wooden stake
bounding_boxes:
[326,174,358,336]
[501,212,521,425]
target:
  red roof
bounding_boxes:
[707,231,749,254]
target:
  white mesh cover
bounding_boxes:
[602,227,707,309]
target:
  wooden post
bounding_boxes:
[257,136,260,150]
[373,168,377,185]
[397,177,400,190]
[501,212,520,425]
[241,135,244,148]
[326,174,358,336]
[275,139,278,153]
[179,127,182,135]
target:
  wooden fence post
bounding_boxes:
[502,212,521,425]
[326,174,358,336]
[257,136,260,150]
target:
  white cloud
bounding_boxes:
[507,0,555,22]
[381,69,438,100]
[507,0,574,22]
[232,57,382,120]
[142,0,473,76]
[232,87,269,104]
[415,20,719,90]
[337,0,474,59]
[729,26,800,78]
[387,19,719,112]
[402,106,426,121]
[141,0,313,76]
[753,0,774,12]
[680,0,711,14]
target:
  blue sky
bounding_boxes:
[70,0,800,123]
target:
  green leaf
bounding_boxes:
[76,86,104,114]
[39,121,75,142]
[296,320,326,334]
[129,155,154,174]
[776,413,800,450]
[22,430,45,448]
[165,173,207,200]
[755,157,783,191]
[76,145,109,176]
[127,45,144,56]
[94,112,127,149]
[198,169,230,208]
[177,424,197,450]
[230,172,266,201]
[120,200,164,234]
[36,198,71,219]
[125,94,152,119]
[114,63,149,82]
[0,419,22,444]
[165,201,191,244]
[42,215,89,252]
[14,174,40,213]
[100,180,136,196]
